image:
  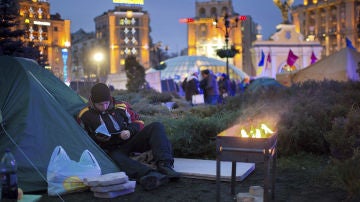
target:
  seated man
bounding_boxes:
[77,83,181,190]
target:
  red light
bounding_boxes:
[239,16,247,21]
[179,18,194,23]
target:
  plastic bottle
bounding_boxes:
[0,149,18,200]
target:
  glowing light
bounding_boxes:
[238,16,247,21]
[240,123,274,138]
[34,21,51,26]
[94,52,104,62]
[113,0,144,5]
[61,48,69,83]
[179,18,194,23]
[241,129,249,138]
[255,129,261,138]
[261,124,274,134]
[64,41,71,48]
[126,10,133,18]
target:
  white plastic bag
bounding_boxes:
[192,94,204,105]
[47,146,102,196]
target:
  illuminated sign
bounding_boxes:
[113,0,144,5]
[34,21,51,26]
[113,11,144,17]
[62,48,68,83]
[238,16,247,21]
[179,17,215,24]
[179,18,194,23]
[180,16,246,24]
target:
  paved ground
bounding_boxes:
[35,162,356,202]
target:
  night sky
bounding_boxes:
[49,0,303,54]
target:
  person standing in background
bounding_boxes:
[217,73,230,103]
[200,69,219,105]
[182,70,200,105]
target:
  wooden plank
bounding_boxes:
[173,158,255,181]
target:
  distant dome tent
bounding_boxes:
[146,56,249,83]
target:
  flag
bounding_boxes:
[256,66,264,75]
[310,51,317,64]
[258,50,265,66]
[265,52,271,70]
[286,49,298,66]
[346,37,355,49]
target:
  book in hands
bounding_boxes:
[95,123,111,137]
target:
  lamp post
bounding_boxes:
[94,52,104,82]
[150,41,168,68]
[214,13,239,79]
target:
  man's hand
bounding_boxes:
[95,133,111,142]
[119,130,131,140]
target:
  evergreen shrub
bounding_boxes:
[332,149,360,198]
[146,91,173,104]
[277,81,360,156]
[113,90,143,104]
[164,115,221,158]
[132,100,171,116]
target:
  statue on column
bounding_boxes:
[273,0,294,24]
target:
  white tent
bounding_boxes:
[276,47,360,86]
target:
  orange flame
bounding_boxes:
[240,123,274,138]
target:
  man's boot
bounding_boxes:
[139,171,169,191]
[157,160,182,181]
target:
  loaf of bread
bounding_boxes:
[83,172,128,186]
[90,180,136,192]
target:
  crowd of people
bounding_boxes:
[181,69,249,105]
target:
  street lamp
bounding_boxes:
[94,52,104,82]
[150,41,168,69]
[213,13,239,79]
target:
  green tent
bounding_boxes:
[246,77,284,93]
[0,56,119,192]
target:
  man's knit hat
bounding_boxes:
[91,83,111,103]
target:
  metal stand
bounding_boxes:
[216,142,277,202]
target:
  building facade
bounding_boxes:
[241,15,258,76]
[71,29,98,81]
[186,0,257,77]
[18,0,71,81]
[252,24,322,81]
[292,0,360,56]
[94,5,150,75]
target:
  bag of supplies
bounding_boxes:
[47,146,101,196]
